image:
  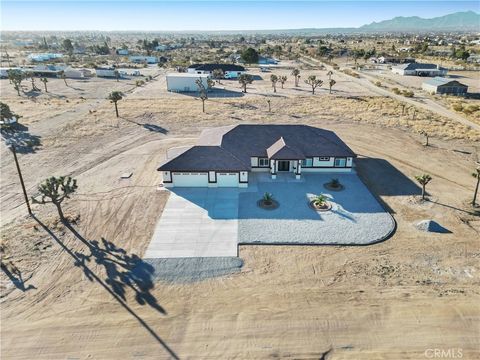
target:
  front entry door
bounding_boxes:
[278,160,290,171]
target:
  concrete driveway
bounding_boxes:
[143,188,239,258]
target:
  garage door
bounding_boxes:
[172,172,208,187]
[217,172,239,187]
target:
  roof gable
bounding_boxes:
[266,137,305,159]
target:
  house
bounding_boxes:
[392,63,447,77]
[187,64,246,79]
[166,73,210,92]
[258,56,278,65]
[31,65,65,77]
[422,77,468,95]
[154,45,168,51]
[95,67,117,78]
[63,67,92,79]
[129,56,158,64]
[116,49,129,55]
[27,53,63,62]
[158,125,356,188]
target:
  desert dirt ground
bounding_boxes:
[1,64,480,359]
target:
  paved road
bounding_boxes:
[301,56,480,132]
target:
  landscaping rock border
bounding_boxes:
[257,199,279,210]
[309,200,332,212]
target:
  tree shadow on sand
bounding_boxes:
[1,124,42,154]
[1,262,37,292]
[32,215,179,359]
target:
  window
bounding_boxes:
[303,158,313,167]
[319,157,330,161]
[258,158,269,167]
[334,158,346,167]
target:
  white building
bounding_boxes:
[95,67,117,78]
[166,73,210,92]
[63,67,92,79]
[392,63,447,77]
[187,64,246,79]
[129,56,158,64]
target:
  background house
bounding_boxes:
[166,73,210,92]
[422,77,468,95]
[95,67,117,78]
[392,63,447,76]
[187,64,246,79]
[129,56,158,64]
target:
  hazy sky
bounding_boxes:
[1,1,479,31]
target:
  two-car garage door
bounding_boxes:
[172,172,208,187]
[171,172,239,187]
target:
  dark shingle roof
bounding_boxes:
[159,125,356,172]
[158,146,249,172]
[423,77,468,87]
[394,63,445,71]
[187,63,246,72]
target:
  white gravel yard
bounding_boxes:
[238,173,395,245]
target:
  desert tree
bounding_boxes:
[328,79,336,94]
[419,130,429,146]
[7,69,24,96]
[25,72,40,92]
[267,99,271,112]
[32,176,78,222]
[241,47,259,64]
[195,78,208,113]
[114,69,120,82]
[59,71,68,86]
[270,74,278,93]
[472,167,480,206]
[212,69,224,84]
[291,68,300,86]
[40,77,48,92]
[327,70,333,80]
[107,91,123,118]
[0,102,20,129]
[279,75,287,89]
[305,75,323,95]
[207,78,215,90]
[238,74,253,93]
[415,174,432,201]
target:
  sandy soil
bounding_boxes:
[1,66,479,359]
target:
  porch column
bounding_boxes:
[270,159,276,179]
[296,160,302,180]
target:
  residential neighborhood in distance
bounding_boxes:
[1,2,479,360]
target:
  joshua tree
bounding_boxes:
[267,99,271,112]
[26,73,40,92]
[270,74,278,93]
[415,174,432,201]
[472,167,480,206]
[305,75,323,95]
[40,77,48,92]
[7,69,24,96]
[60,71,68,86]
[238,74,253,93]
[114,69,120,82]
[195,78,208,113]
[419,130,429,146]
[328,79,336,94]
[107,91,123,117]
[207,78,215,90]
[32,176,78,222]
[327,70,333,80]
[291,68,300,86]
[0,102,20,128]
[279,75,287,89]
[212,69,224,84]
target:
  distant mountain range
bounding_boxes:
[359,11,480,32]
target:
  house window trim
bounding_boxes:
[258,157,269,167]
[303,158,313,168]
[318,156,330,161]
[334,157,347,168]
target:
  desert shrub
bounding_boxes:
[464,104,479,114]
[392,87,401,95]
[375,81,382,87]
[452,103,464,112]
[402,90,414,98]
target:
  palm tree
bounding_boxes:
[328,79,336,94]
[195,78,208,113]
[291,68,300,87]
[415,174,432,201]
[327,70,333,80]
[472,167,480,206]
[262,192,274,205]
[107,91,123,118]
[40,77,48,92]
[270,74,278,93]
[304,75,323,95]
[279,75,287,89]
[313,194,327,207]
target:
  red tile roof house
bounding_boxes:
[158,125,356,188]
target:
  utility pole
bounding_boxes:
[9,143,32,216]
